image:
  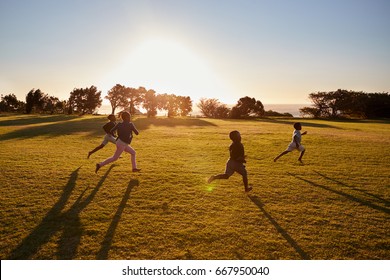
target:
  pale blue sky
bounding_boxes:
[1,0,389,104]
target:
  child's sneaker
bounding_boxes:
[245,186,253,192]
[132,168,141,172]
[207,176,215,184]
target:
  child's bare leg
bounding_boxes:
[298,150,305,162]
[88,144,104,158]
[208,173,229,183]
[243,175,252,192]
[274,150,289,162]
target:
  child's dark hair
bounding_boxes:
[293,122,302,130]
[107,114,116,121]
[229,130,240,141]
[121,111,130,121]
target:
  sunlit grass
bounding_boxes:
[0,114,389,259]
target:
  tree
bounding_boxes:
[68,86,102,115]
[124,87,144,116]
[264,110,293,117]
[54,100,66,114]
[321,89,363,118]
[142,89,159,117]
[214,104,231,118]
[197,98,219,118]
[333,90,366,118]
[41,95,65,114]
[230,96,264,118]
[299,106,321,118]
[301,90,390,119]
[365,93,390,118]
[25,89,44,114]
[0,94,24,112]
[177,96,193,116]
[304,90,347,118]
[105,84,128,115]
[197,98,230,118]
[158,93,179,117]
[306,91,330,118]
[25,89,34,113]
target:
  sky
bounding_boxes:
[1,0,389,105]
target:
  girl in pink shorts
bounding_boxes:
[95,111,141,173]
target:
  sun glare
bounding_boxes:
[104,37,235,103]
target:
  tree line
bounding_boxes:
[0,84,193,117]
[1,86,388,119]
[105,84,192,117]
[299,89,390,119]
[0,84,271,119]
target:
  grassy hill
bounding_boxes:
[0,114,389,259]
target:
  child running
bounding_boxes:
[95,111,141,173]
[274,122,307,163]
[208,130,252,192]
[88,114,117,159]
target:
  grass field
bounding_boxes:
[0,114,389,260]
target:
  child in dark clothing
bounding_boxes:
[208,130,252,192]
[88,114,117,159]
[95,111,140,173]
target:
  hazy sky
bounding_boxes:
[1,0,389,105]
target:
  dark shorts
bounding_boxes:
[224,159,247,178]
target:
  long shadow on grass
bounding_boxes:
[221,118,342,129]
[314,171,390,207]
[249,195,311,260]
[254,118,390,128]
[8,166,114,259]
[0,116,106,141]
[289,173,390,215]
[0,116,216,141]
[96,179,139,260]
[132,117,217,130]
[0,115,79,127]
[259,118,344,129]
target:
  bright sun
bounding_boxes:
[105,37,234,103]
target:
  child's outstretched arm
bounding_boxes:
[302,131,307,135]
[132,123,139,135]
[110,124,119,136]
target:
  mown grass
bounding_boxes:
[0,114,389,260]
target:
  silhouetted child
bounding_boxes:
[274,122,307,163]
[208,130,252,192]
[95,111,141,173]
[88,114,117,159]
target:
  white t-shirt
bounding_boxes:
[292,129,302,144]
[286,129,305,152]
